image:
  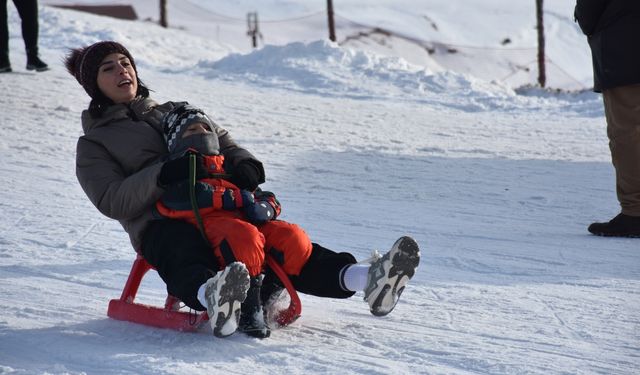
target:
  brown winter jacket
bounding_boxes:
[76,96,264,251]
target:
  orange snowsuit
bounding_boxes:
[155,154,312,277]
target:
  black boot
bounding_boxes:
[0,53,10,73]
[26,50,49,72]
[260,268,284,306]
[238,275,271,338]
[588,213,640,238]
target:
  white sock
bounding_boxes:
[197,283,208,309]
[339,264,370,292]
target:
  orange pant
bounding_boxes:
[184,211,312,277]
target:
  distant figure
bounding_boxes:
[575,0,640,238]
[0,0,49,73]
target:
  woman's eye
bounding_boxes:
[102,67,112,72]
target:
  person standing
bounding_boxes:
[575,0,640,237]
[1,0,49,72]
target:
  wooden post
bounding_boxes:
[159,0,167,28]
[247,12,259,48]
[327,0,336,42]
[536,0,546,87]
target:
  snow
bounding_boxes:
[0,1,638,374]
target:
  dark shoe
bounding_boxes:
[260,269,284,305]
[26,56,49,72]
[238,275,271,338]
[0,62,11,73]
[588,213,640,238]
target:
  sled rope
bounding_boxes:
[189,153,211,247]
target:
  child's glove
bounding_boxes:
[241,190,276,224]
[222,189,238,210]
[254,189,281,219]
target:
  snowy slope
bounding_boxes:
[40,0,592,91]
[0,3,639,375]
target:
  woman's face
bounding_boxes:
[96,53,138,104]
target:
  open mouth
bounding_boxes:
[117,79,132,87]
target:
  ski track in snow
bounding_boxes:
[0,4,639,375]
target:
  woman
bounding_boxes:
[66,40,420,339]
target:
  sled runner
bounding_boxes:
[107,254,301,332]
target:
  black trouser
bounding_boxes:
[141,218,357,311]
[288,243,356,299]
[141,219,218,311]
[1,0,39,62]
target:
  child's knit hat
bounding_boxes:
[162,103,219,156]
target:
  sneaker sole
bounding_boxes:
[590,232,640,238]
[206,262,250,338]
[365,236,420,316]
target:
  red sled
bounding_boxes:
[107,254,301,332]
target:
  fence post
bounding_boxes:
[536,0,546,87]
[159,0,168,28]
[327,0,336,42]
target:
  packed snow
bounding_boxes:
[0,1,638,374]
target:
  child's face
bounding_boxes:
[182,122,212,138]
[96,53,138,104]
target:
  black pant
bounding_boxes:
[141,218,357,311]
[141,219,218,311]
[1,0,39,62]
[289,243,356,299]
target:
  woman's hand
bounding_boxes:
[231,160,261,191]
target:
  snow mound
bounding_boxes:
[196,40,599,115]
[209,39,428,87]
[195,40,522,110]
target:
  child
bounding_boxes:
[155,104,422,339]
[156,103,309,338]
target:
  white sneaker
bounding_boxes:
[204,262,250,337]
[364,236,420,316]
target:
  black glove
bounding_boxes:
[158,153,207,187]
[231,160,262,191]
